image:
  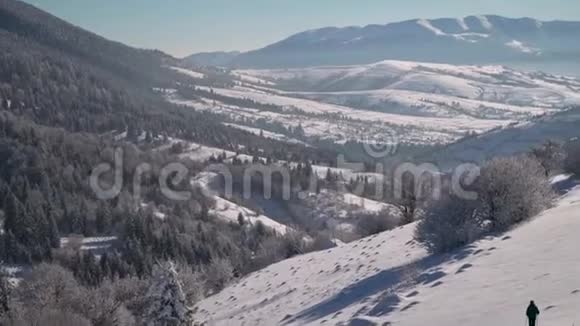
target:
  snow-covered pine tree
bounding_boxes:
[144,261,193,326]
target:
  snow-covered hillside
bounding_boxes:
[170,60,577,146]
[237,60,580,110]
[193,184,580,326]
[428,108,580,170]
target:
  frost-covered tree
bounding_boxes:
[478,155,554,229]
[416,154,555,253]
[564,139,580,175]
[415,196,484,253]
[143,262,193,326]
[531,140,566,177]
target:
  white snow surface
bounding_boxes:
[476,15,494,30]
[194,186,580,326]
[168,66,205,79]
[506,40,540,55]
[223,123,309,146]
[169,60,579,146]
[192,172,290,235]
[169,67,205,79]
[417,19,446,36]
[60,236,118,252]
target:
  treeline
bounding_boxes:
[0,110,333,323]
[0,28,244,145]
[0,0,175,86]
[176,86,288,114]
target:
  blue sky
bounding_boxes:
[24,0,580,57]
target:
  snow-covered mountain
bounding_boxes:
[193,15,580,72]
[193,183,580,325]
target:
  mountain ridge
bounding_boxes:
[186,15,580,71]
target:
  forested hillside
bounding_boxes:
[2,1,579,325]
[0,1,338,324]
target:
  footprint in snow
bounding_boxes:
[501,236,512,241]
[472,249,485,255]
[456,263,474,274]
[544,305,557,311]
[431,281,444,288]
[400,301,420,312]
[571,289,580,295]
[406,291,420,298]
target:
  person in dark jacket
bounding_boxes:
[526,300,540,326]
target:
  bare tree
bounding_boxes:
[415,196,483,253]
[478,155,554,230]
[202,258,234,296]
[531,140,566,177]
[564,139,580,175]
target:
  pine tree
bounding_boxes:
[237,212,245,226]
[95,204,112,234]
[0,272,10,318]
[143,262,193,326]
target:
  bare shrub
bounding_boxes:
[308,232,336,251]
[13,263,81,312]
[531,140,566,177]
[415,197,484,253]
[176,264,204,304]
[202,258,234,295]
[8,309,92,326]
[416,155,554,253]
[250,231,308,271]
[564,139,580,175]
[356,209,398,237]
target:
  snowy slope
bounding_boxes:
[193,185,580,326]
[223,123,309,146]
[176,85,513,145]
[192,172,290,235]
[237,60,580,109]
[168,60,577,146]
[428,108,580,170]
[168,66,205,79]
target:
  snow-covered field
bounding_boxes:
[155,136,257,163]
[60,236,118,254]
[169,90,505,146]
[168,60,577,146]
[168,66,205,79]
[237,60,580,106]
[223,123,309,146]
[193,184,580,326]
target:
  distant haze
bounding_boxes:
[21,0,580,57]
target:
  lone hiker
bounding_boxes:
[526,300,540,326]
